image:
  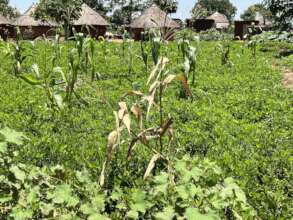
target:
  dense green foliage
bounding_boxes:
[0,0,19,18]
[265,0,293,30]
[34,0,83,39]
[0,129,255,219]
[0,37,292,219]
[191,0,237,21]
[240,3,272,21]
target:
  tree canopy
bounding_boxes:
[146,0,178,13]
[241,4,272,21]
[191,0,237,21]
[0,0,19,18]
[265,0,293,31]
[110,0,178,26]
[34,0,83,39]
[83,0,111,16]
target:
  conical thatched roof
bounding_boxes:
[207,12,229,29]
[0,15,10,25]
[74,3,109,26]
[13,4,57,27]
[130,4,180,29]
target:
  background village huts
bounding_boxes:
[0,15,12,40]
[207,12,229,29]
[187,12,229,32]
[13,4,57,39]
[234,12,271,40]
[73,3,109,38]
[130,4,180,40]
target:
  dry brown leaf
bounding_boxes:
[118,109,125,120]
[144,154,162,180]
[159,118,173,137]
[176,74,192,97]
[149,80,160,93]
[146,89,156,120]
[123,113,131,134]
[114,111,120,132]
[119,102,127,111]
[147,59,161,85]
[99,161,107,187]
[131,104,143,129]
[107,130,118,157]
[163,74,176,86]
[127,137,139,160]
[123,90,144,98]
[168,127,174,145]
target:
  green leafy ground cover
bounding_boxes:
[0,39,292,219]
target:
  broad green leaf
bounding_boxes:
[88,213,110,220]
[80,203,96,215]
[48,184,79,207]
[0,142,7,153]
[185,208,220,220]
[0,127,27,145]
[155,206,175,220]
[10,165,26,182]
[27,187,39,204]
[175,185,190,200]
[10,207,33,220]
[40,202,54,216]
[127,210,139,219]
[130,189,151,213]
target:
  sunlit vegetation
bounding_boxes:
[0,32,292,219]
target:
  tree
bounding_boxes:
[146,0,178,13]
[34,0,83,39]
[241,4,272,21]
[0,0,19,18]
[83,0,111,16]
[191,0,237,21]
[265,0,293,31]
[110,0,144,25]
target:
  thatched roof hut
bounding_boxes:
[0,15,10,25]
[207,12,229,29]
[0,15,12,40]
[130,4,179,29]
[13,4,57,39]
[13,4,56,27]
[73,3,109,38]
[130,4,180,40]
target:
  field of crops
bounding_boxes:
[0,35,292,219]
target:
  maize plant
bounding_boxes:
[1,28,33,76]
[99,56,192,187]
[217,39,232,66]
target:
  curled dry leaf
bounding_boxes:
[131,104,143,129]
[144,154,162,180]
[167,127,174,145]
[145,89,156,120]
[177,74,192,98]
[99,161,107,187]
[149,80,160,93]
[147,57,169,85]
[123,113,131,134]
[118,102,131,133]
[159,118,173,137]
[118,109,125,120]
[123,90,144,98]
[163,74,176,86]
[107,130,118,160]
